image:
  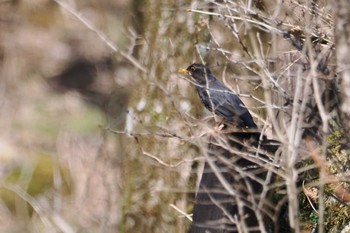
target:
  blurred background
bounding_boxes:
[0,0,343,233]
[0,1,202,232]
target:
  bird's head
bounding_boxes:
[179,63,215,84]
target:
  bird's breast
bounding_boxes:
[196,86,214,111]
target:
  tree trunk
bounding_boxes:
[335,0,350,140]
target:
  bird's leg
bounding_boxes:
[217,119,226,131]
[213,120,225,132]
[213,124,223,132]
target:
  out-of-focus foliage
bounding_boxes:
[0,0,127,232]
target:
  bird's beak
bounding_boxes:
[178,69,189,74]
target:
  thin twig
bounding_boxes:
[169,204,193,221]
[53,0,147,73]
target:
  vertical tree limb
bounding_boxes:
[335,0,350,140]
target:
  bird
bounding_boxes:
[179,64,290,233]
[179,63,257,129]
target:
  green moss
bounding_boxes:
[324,201,350,232]
[0,152,72,213]
[299,192,318,228]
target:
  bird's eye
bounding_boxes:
[190,66,196,71]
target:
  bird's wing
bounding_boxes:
[211,92,256,127]
[211,95,244,117]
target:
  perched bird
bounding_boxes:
[179,63,257,128]
[180,64,289,233]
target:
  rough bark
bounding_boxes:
[335,0,350,140]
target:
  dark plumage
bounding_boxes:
[180,63,257,128]
[180,64,288,232]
